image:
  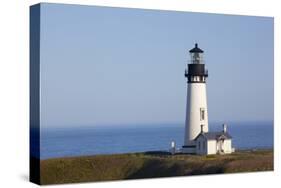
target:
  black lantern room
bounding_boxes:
[185,43,208,83]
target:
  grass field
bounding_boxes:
[40,149,273,185]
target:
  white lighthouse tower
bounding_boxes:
[182,43,209,154]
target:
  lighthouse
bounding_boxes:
[182,43,209,154]
[178,43,234,155]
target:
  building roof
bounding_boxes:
[189,43,204,53]
[195,131,232,141]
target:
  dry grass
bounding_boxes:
[40,149,273,185]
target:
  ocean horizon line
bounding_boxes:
[39,120,274,130]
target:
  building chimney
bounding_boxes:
[201,124,204,133]
[223,123,227,133]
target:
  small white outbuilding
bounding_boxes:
[194,124,234,155]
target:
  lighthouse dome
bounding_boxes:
[189,43,204,53]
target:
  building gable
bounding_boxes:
[194,131,232,141]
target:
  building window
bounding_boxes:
[198,141,201,150]
[203,141,206,150]
[200,108,205,120]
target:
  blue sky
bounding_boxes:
[39,3,273,128]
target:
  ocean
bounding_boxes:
[40,122,273,159]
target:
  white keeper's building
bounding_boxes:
[194,124,233,155]
[181,43,234,155]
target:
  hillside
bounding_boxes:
[40,149,273,185]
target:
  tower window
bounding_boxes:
[200,108,205,120]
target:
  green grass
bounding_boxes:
[40,149,273,185]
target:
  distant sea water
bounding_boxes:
[39,122,273,159]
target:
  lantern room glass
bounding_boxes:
[190,52,204,64]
